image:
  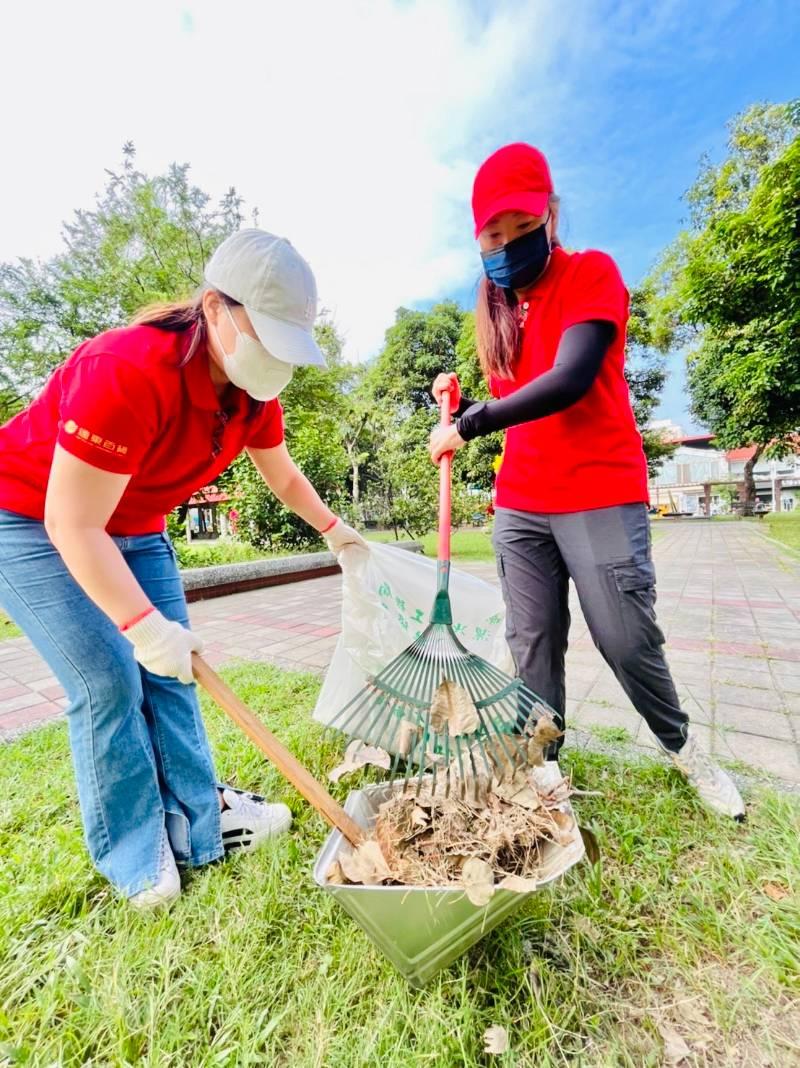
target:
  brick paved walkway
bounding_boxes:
[1,522,799,784]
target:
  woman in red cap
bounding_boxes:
[430,143,743,819]
[0,229,365,907]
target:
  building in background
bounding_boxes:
[648,422,799,515]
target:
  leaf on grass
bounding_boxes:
[429,679,480,737]
[497,874,539,894]
[338,840,393,885]
[328,740,391,783]
[411,806,429,828]
[325,860,345,885]
[763,881,790,902]
[658,1023,691,1065]
[461,857,495,906]
[483,1024,509,1055]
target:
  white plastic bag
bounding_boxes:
[313,542,512,726]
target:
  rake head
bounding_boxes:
[327,617,559,800]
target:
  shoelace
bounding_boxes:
[226,793,268,820]
[673,740,716,785]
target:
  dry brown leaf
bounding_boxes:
[658,1023,691,1065]
[429,679,480,737]
[483,1024,509,1055]
[326,860,345,885]
[492,770,542,810]
[533,714,563,746]
[497,874,539,894]
[338,840,393,885]
[461,857,495,906]
[763,881,790,902]
[396,718,421,757]
[411,806,429,827]
[328,740,391,783]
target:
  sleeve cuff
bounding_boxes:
[456,402,490,442]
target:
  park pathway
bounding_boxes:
[1,522,799,784]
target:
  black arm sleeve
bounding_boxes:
[455,320,616,441]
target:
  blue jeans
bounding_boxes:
[0,510,223,895]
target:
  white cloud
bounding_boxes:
[0,0,563,359]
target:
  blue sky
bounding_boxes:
[442,0,800,430]
[0,0,797,430]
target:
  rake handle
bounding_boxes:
[192,653,364,846]
[437,388,452,565]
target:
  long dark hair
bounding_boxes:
[130,288,242,366]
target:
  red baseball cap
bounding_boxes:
[472,142,554,237]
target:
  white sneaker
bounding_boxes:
[129,828,181,910]
[667,731,746,821]
[220,787,292,853]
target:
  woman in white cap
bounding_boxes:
[0,229,365,907]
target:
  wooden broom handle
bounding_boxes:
[192,653,364,846]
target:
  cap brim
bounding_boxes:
[247,307,326,367]
[474,190,550,237]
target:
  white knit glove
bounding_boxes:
[123,609,203,684]
[324,518,368,556]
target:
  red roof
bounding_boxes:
[725,447,758,462]
[188,484,230,506]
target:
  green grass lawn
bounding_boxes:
[756,511,800,553]
[1,662,798,1066]
[367,528,496,561]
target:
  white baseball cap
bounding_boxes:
[204,228,325,367]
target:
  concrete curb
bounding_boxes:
[181,540,424,602]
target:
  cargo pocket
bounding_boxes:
[496,553,517,640]
[609,559,663,650]
[611,559,656,595]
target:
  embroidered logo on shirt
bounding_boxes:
[62,420,128,456]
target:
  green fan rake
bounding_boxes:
[328,388,560,797]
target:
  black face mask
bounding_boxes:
[480,215,552,291]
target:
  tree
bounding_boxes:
[0,143,243,418]
[361,302,467,535]
[625,286,677,478]
[224,314,351,550]
[649,100,800,506]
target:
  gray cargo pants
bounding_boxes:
[492,503,688,753]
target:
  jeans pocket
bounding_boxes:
[160,532,180,566]
[496,552,518,640]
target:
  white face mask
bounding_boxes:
[214,304,294,401]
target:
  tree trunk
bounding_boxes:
[740,444,765,513]
[352,462,360,507]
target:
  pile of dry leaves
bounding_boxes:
[326,713,580,905]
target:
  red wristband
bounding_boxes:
[320,517,338,535]
[119,606,155,633]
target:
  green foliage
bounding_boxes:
[1,663,797,1065]
[648,101,800,486]
[625,287,677,478]
[0,143,243,419]
[226,319,352,551]
[172,540,267,569]
[360,302,468,535]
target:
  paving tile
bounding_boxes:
[721,733,800,782]
[714,683,785,713]
[714,702,795,742]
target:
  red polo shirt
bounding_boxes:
[0,324,284,535]
[490,247,648,513]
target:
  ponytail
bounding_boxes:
[130,289,241,365]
